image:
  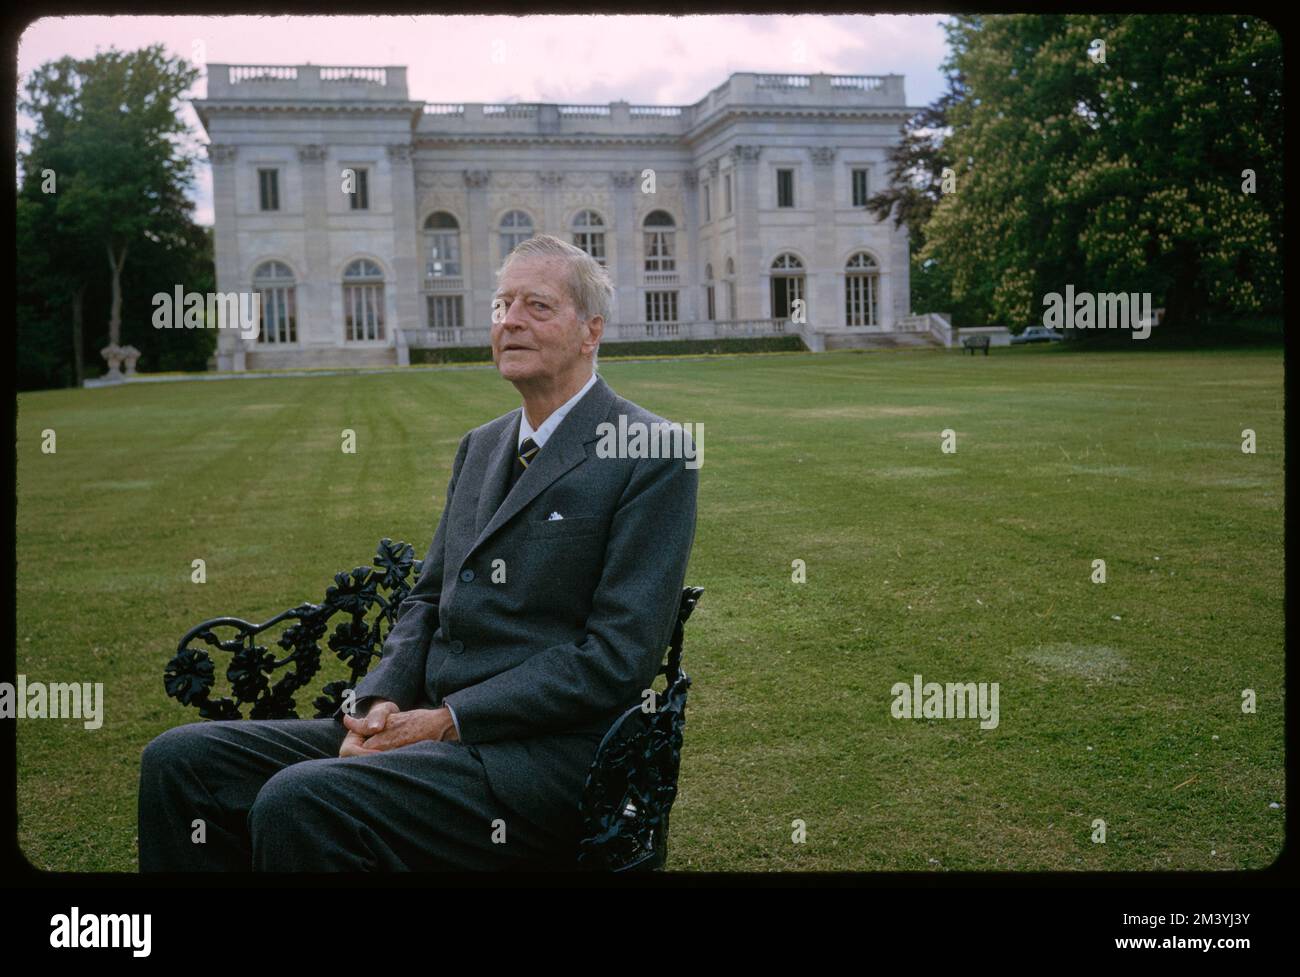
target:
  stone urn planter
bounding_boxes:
[98,344,142,381]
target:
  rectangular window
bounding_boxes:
[644,232,675,273]
[427,294,464,335]
[348,167,369,210]
[852,168,870,207]
[706,285,715,321]
[258,169,279,211]
[727,280,737,319]
[703,182,711,222]
[426,231,461,277]
[846,274,877,326]
[771,275,804,319]
[257,286,295,342]
[573,231,606,265]
[645,291,678,323]
[776,168,794,208]
[724,173,732,215]
[344,283,384,340]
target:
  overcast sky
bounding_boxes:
[17,14,950,225]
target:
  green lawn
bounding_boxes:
[15,345,1285,872]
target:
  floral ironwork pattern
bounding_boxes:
[164,538,421,720]
[576,586,703,871]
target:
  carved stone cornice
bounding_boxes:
[684,172,699,189]
[729,144,762,163]
[538,171,565,188]
[707,158,720,177]
[463,169,490,188]
[207,144,237,163]
[810,146,837,165]
[386,143,414,162]
[611,171,639,189]
[297,144,328,163]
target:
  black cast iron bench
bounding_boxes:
[962,334,990,355]
[162,537,703,872]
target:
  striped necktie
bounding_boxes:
[508,436,540,492]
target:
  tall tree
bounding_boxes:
[914,15,1281,335]
[866,67,978,322]
[17,45,204,384]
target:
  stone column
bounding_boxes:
[208,144,242,371]
[705,157,721,321]
[890,222,911,327]
[810,147,838,330]
[730,145,763,320]
[387,143,419,348]
[298,144,332,348]
[539,171,564,237]
[611,171,639,330]
[463,170,492,330]
[681,171,700,326]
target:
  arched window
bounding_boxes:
[725,257,736,320]
[770,252,805,320]
[845,252,880,326]
[343,258,385,341]
[252,261,296,344]
[500,210,534,256]
[424,212,461,278]
[643,210,676,274]
[571,210,606,265]
[704,263,715,322]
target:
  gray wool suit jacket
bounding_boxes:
[343,373,699,843]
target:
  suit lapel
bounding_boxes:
[468,374,615,556]
[474,412,520,539]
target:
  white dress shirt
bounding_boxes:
[518,370,599,450]
[445,370,599,738]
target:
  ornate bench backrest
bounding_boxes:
[165,538,423,720]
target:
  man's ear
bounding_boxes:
[582,315,604,354]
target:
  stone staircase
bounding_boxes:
[821,330,944,352]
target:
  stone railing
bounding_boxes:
[413,71,906,138]
[605,319,789,342]
[229,65,297,83]
[208,64,409,100]
[401,319,790,349]
[207,66,903,118]
[899,312,955,347]
[402,326,492,349]
[321,66,387,85]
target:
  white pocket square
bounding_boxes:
[547,511,564,521]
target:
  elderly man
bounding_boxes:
[139,234,699,871]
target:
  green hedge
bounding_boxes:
[410,335,806,364]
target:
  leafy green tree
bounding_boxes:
[912,15,1281,336]
[17,44,207,387]
[866,69,987,325]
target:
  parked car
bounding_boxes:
[1011,326,1064,344]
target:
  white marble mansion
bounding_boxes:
[195,64,922,371]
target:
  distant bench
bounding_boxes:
[961,334,990,355]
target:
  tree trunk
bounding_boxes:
[106,242,128,347]
[71,283,85,388]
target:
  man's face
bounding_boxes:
[491,256,598,384]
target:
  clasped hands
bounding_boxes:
[339,699,459,757]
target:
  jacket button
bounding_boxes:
[460,569,475,582]
[449,640,464,654]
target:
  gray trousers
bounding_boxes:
[138,716,575,871]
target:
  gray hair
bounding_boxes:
[498,233,612,367]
